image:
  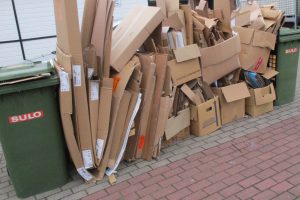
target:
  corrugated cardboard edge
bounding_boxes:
[142,54,168,160]
[221,82,250,103]
[152,96,172,158]
[173,44,201,63]
[95,78,113,166]
[54,60,95,183]
[81,0,98,49]
[165,108,191,140]
[96,58,139,180]
[108,91,132,168]
[180,5,194,45]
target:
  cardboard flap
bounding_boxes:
[190,105,198,121]
[114,56,140,97]
[181,84,203,105]
[234,26,254,45]
[166,0,179,15]
[254,84,276,106]
[200,34,241,67]
[156,0,167,17]
[261,6,281,20]
[239,1,261,22]
[204,18,217,29]
[165,108,190,140]
[163,13,184,30]
[111,6,164,72]
[221,82,250,103]
[235,10,251,27]
[173,44,201,62]
[262,69,279,79]
[264,19,276,31]
[168,58,201,86]
[252,30,276,50]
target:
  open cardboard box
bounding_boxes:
[199,33,241,84]
[212,78,250,125]
[246,83,276,117]
[190,82,221,137]
[245,69,278,117]
[234,26,276,73]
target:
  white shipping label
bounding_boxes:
[90,82,99,101]
[82,150,93,169]
[176,32,185,48]
[88,68,94,79]
[96,139,105,159]
[72,65,82,87]
[77,167,93,181]
[231,19,236,28]
[59,71,70,92]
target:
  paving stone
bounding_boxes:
[36,188,61,199]
[47,190,73,200]
[130,166,152,177]
[61,191,87,200]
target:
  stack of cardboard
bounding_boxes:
[232,1,284,73]
[231,1,284,117]
[51,0,285,184]
[53,0,164,182]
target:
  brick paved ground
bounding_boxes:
[82,115,300,200]
[0,69,299,200]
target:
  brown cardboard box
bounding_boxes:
[152,96,172,158]
[246,83,276,117]
[261,5,285,34]
[53,0,94,169]
[54,59,94,182]
[190,96,221,136]
[212,82,250,125]
[156,0,167,17]
[143,54,168,160]
[165,108,191,140]
[234,26,276,73]
[200,34,241,84]
[168,44,202,86]
[214,0,235,29]
[113,69,142,166]
[81,0,98,48]
[97,57,140,180]
[111,6,164,72]
[180,5,194,45]
[108,91,132,168]
[91,0,114,77]
[195,0,208,18]
[125,55,156,160]
[165,0,179,16]
[88,80,100,163]
[95,78,113,166]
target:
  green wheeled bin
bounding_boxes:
[0,62,69,198]
[275,28,300,106]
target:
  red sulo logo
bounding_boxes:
[9,110,44,124]
[285,48,298,54]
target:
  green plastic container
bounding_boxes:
[0,62,69,198]
[275,28,300,106]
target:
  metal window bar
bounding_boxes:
[0,0,57,60]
